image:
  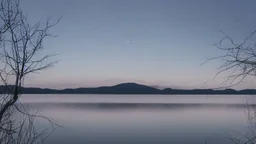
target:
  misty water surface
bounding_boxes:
[19,94,255,144]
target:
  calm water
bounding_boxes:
[19,94,256,144]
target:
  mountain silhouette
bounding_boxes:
[60,83,160,94]
[0,83,256,95]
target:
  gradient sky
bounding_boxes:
[19,0,256,89]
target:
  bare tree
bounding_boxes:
[208,30,256,88]
[0,0,60,143]
[207,29,256,143]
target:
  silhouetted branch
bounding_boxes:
[0,0,60,143]
[204,30,256,88]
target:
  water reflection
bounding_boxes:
[18,95,255,144]
[24,102,255,110]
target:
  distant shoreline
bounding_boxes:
[1,83,256,95]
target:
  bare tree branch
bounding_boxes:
[204,30,256,89]
[0,0,61,143]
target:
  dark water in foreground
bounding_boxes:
[19,94,256,144]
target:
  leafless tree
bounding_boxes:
[0,0,60,143]
[207,30,256,88]
[207,29,256,143]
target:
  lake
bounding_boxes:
[19,94,256,144]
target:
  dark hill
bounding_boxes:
[0,83,256,95]
[60,83,160,94]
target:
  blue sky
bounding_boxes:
[20,0,256,89]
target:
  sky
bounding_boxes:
[18,0,256,89]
